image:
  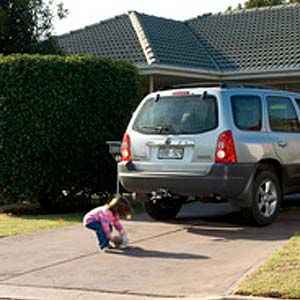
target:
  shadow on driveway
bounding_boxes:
[131,195,300,244]
[170,195,300,242]
[108,246,210,260]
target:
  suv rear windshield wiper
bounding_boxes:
[140,125,171,133]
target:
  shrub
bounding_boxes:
[0,55,141,211]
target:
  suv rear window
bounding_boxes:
[231,95,262,131]
[133,94,218,134]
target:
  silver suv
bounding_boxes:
[118,83,300,225]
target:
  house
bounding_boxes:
[58,4,300,94]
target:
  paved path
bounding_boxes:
[1,198,300,300]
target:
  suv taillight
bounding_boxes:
[215,130,237,163]
[121,133,132,161]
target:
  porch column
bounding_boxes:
[149,75,154,93]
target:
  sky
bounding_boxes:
[53,0,243,35]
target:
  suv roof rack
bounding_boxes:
[160,82,274,91]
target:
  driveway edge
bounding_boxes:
[0,284,288,300]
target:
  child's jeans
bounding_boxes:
[86,221,111,249]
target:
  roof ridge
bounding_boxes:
[131,11,181,22]
[128,11,156,65]
[183,22,221,72]
[186,2,300,21]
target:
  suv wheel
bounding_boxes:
[144,197,184,220]
[242,170,282,226]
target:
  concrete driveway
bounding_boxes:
[0,197,300,300]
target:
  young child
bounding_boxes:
[83,196,132,252]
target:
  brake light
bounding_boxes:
[215,130,237,163]
[121,133,132,161]
[172,91,190,95]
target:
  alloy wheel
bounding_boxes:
[257,179,278,218]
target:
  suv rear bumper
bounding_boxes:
[118,162,255,200]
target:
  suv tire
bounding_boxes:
[242,169,282,226]
[144,197,184,220]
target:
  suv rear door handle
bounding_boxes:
[277,140,288,148]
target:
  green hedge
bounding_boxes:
[0,55,141,210]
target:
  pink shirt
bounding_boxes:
[83,205,124,239]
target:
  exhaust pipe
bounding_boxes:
[150,189,171,203]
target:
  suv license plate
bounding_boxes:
[158,147,184,159]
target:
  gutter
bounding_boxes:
[224,68,300,80]
[136,63,300,81]
[136,64,220,80]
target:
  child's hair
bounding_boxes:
[108,196,132,218]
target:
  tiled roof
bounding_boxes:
[58,14,146,65]
[134,12,219,71]
[57,4,300,72]
[186,4,300,71]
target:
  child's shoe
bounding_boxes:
[101,246,112,253]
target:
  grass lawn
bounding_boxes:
[0,213,83,237]
[0,196,144,238]
[234,235,300,299]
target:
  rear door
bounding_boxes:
[129,92,219,175]
[266,95,300,192]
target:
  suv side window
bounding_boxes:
[231,95,262,131]
[267,96,300,132]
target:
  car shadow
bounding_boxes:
[129,196,300,244]
[170,197,300,242]
[107,246,210,260]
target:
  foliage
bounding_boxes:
[0,0,68,55]
[0,55,141,211]
[227,0,300,12]
[244,0,284,8]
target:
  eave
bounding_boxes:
[136,63,300,81]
